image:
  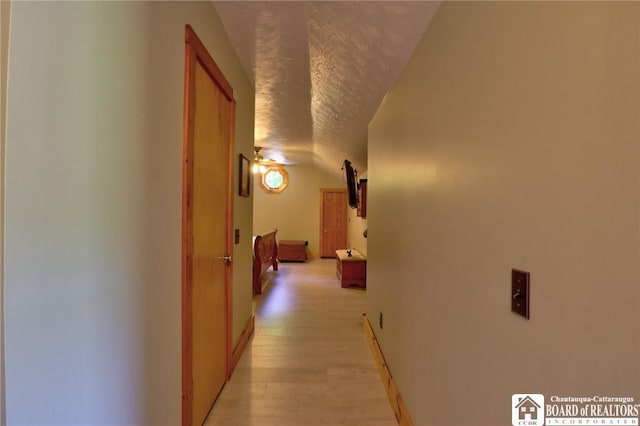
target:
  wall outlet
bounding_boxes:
[379,312,384,329]
[511,269,530,319]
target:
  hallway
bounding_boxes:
[204,259,397,426]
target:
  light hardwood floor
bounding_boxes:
[204,259,397,426]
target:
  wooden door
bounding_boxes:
[319,189,348,258]
[183,26,235,426]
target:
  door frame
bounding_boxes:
[0,2,10,423]
[182,25,235,426]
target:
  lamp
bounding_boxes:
[252,163,267,174]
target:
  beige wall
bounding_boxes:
[367,2,640,425]
[4,2,253,424]
[253,164,345,258]
[347,206,367,256]
[0,2,10,424]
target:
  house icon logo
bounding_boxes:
[512,394,544,426]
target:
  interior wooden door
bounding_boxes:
[319,189,348,258]
[183,26,234,426]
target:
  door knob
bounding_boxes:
[217,255,233,264]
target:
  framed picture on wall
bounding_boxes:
[357,179,367,217]
[239,154,251,197]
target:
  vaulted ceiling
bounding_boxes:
[213,1,440,176]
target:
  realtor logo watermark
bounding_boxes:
[512,394,640,426]
[513,394,545,426]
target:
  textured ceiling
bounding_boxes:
[213,1,440,176]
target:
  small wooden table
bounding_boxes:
[335,249,366,288]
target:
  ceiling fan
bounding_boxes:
[252,146,279,174]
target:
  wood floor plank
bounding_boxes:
[204,259,397,426]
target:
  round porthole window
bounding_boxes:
[260,166,288,193]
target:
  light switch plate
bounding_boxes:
[511,269,530,319]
